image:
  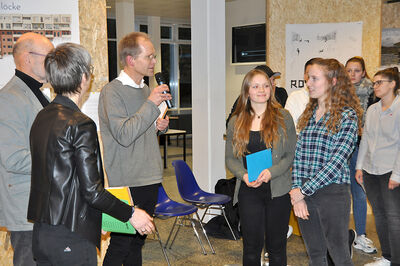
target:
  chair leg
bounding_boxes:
[200,205,210,223]
[188,216,207,255]
[194,211,215,254]
[154,223,171,266]
[221,206,238,240]
[165,217,178,248]
[168,217,183,249]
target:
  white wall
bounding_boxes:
[225,0,266,117]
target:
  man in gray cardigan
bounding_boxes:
[0,32,53,266]
[98,32,171,265]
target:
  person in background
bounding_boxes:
[226,65,287,127]
[226,69,296,266]
[291,58,362,266]
[345,56,377,254]
[0,32,53,266]
[98,32,170,266]
[356,67,400,266]
[28,42,154,266]
[285,57,321,132]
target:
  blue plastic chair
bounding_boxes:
[172,160,238,246]
[154,184,209,265]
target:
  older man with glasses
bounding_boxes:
[0,32,53,266]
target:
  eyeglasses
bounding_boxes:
[372,80,391,87]
[142,54,156,61]
[29,51,47,57]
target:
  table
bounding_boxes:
[162,129,187,168]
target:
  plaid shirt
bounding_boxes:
[292,107,358,196]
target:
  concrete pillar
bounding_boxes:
[191,0,226,194]
[115,0,135,70]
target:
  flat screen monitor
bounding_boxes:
[232,23,266,64]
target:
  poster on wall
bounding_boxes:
[0,0,79,88]
[381,28,400,69]
[285,22,362,95]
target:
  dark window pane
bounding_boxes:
[161,43,173,105]
[178,27,191,40]
[107,18,116,39]
[139,24,148,33]
[107,40,117,81]
[161,26,171,39]
[179,44,191,108]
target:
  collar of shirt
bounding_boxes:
[377,95,400,115]
[116,70,145,88]
[52,94,80,112]
[15,69,49,107]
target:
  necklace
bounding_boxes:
[254,111,265,119]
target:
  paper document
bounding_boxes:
[102,187,136,234]
[246,149,272,182]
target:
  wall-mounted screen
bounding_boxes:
[232,23,266,64]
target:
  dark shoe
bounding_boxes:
[348,229,356,258]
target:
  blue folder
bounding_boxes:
[246,149,272,182]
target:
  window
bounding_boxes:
[139,24,148,33]
[159,24,191,109]
[161,26,171,39]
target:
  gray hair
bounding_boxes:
[118,32,149,67]
[45,42,91,95]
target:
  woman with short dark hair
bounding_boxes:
[28,43,154,265]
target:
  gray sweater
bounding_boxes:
[98,79,163,187]
[225,109,296,204]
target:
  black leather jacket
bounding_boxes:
[28,95,132,248]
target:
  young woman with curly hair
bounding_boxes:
[290,58,362,266]
[226,69,296,266]
[356,67,400,266]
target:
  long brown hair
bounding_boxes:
[297,58,363,135]
[232,69,286,157]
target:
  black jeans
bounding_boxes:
[103,183,159,266]
[298,183,353,266]
[10,230,35,266]
[363,171,400,265]
[32,223,97,266]
[238,181,291,266]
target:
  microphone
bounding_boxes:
[155,72,173,108]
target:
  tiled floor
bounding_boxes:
[141,138,381,265]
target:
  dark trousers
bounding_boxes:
[103,183,159,266]
[238,181,291,266]
[363,171,400,265]
[298,183,353,266]
[32,223,97,266]
[10,230,35,266]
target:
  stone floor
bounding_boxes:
[140,137,381,266]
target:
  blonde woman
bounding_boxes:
[226,69,296,266]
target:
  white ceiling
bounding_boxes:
[106,0,191,20]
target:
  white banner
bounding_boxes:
[285,22,363,95]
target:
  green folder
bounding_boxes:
[102,199,136,234]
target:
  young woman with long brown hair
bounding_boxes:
[345,56,377,254]
[290,58,362,265]
[226,69,296,266]
[356,67,400,266]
